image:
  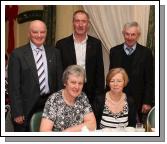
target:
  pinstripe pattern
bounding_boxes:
[35,49,46,95]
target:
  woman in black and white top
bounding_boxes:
[99,68,136,129]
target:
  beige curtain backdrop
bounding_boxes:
[83,5,150,75]
[83,5,150,52]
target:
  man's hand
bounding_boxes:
[142,104,152,113]
[14,115,25,124]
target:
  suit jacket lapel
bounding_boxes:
[85,36,92,67]
[23,44,39,84]
[44,45,52,87]
[131,43,141,74]
[69,35,77,64]
[118,45,124,65]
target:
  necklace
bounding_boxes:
[106,92,125,114]
[108,92,124,105]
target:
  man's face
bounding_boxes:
[73,12,89,36]
[123,26,140,47]
[28,21,47,47]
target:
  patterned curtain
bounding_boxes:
[43,6,56,46]
[146,5,155,56]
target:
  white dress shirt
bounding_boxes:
[73,34,88,70]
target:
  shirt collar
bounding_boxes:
[30,41,44,52]
[123,43,136,51]
[73,33,88,44]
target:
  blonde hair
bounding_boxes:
[106,68,129,87]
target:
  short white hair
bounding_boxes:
[122,21,141,35]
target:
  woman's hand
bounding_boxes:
[63,112,96,132]
[39,118,54,132]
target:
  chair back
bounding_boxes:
[146,106,155,131]
[30,111,43,132]
[5,105,14,131]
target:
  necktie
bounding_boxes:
[126,47,133,55]
[35,49,46,95]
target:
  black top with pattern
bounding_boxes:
[100,94,128,129]
[42,90,92,131]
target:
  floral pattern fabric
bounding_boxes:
[42,90,92,131]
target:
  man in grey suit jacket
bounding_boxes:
[56,10,105,125]
[8,20,63,132]
[109,21,154,123]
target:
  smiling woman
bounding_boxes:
[97,68,136,129]
[40,65,96,132]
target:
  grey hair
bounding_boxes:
[62,65,86,84]
[122,21,141,35]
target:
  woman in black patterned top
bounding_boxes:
[99,68,136,129]
[40,65,96,132]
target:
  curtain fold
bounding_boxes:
[146,5,155,56]
[83,5,150,52]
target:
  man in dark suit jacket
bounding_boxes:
[109,21,154,123]
[56,10,105,125]
[8,20,63,132]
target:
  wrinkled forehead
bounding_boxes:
[124,26,140,35]
[111,72,124,79]
[67,73,84,79]
[125,26,138,32]
[29,20,47,31]
[74,12,88,20]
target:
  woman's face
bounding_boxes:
[109,73,125,94]
[64,74,84,99]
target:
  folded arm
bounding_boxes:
[40,112,96,132]
[63,112,96,132]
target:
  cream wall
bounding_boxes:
[16,6,43,47]
[5,5,82,52]
[55,5,82,41]
[5,5,108,79]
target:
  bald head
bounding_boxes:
[28,20,47,47]
[29,20,46,31]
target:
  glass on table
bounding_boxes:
[117,123,126,132]
[135,123,145,132]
